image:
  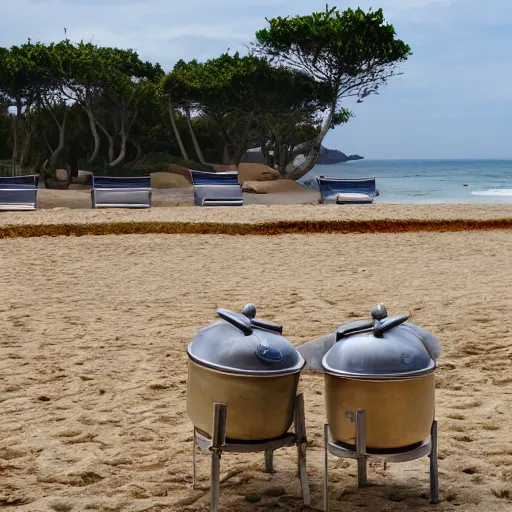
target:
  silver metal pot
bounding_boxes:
[323,304,439,450]
[187,304,305,441]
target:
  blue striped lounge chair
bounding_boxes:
[91,176,152,208]
[316,176,377,204]
[189,170,243,206]
[0,175,39,211]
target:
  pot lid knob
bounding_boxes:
[370,303,388,320]
[241,303,257,319]
[217,309,253,336]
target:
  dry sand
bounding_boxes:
[13,185,318,210]
[2,203,512,228]
[1,227,512,511]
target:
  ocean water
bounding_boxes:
[300,159,512,204]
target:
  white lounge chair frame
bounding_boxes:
[316,176,377,205]
[0,175,39,211]
[91,176,152,208]
[190,170,243,207]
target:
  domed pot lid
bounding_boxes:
[187,303,305,376]
[322,304,436,379]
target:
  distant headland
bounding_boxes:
[316,146,364,165]
[241,145,364,166]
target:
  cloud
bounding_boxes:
[2,0,511,157]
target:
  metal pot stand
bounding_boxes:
[323,409,439,511]
[192,394,311,511]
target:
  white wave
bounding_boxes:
[471,188,512,196]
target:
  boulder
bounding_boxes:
[150,172,191,188]
[211,163,280,184]
[55,168,69,181]
[77,170,93,185]
[242,180,308,194]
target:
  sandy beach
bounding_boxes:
[1,208,512,511]
[2,202,512,228]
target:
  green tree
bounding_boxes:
[255,5,411,179]
[252,67,347,177]
[165,53,331,169]
[163,62,201,162]
[0,43,47,171]
[94,48,164,166]
[55,40,108,163]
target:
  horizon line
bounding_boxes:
[341,158,512,162]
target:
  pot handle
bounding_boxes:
[217,309,253,336]
[251,318,283,334]
[335,319,374,341]
[373,314,410,338]
[241,303,284,334]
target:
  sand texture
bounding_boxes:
[1,230,512,511]
[1,203,512,228]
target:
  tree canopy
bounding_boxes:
[0,5,410,181]
[255,5,411,178]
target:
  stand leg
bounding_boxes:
[264,450,274,473]
[294,394,311,506]
[429,420,439,505]
[323,424,329,512]
[356,409,368,488]
[192,428,197,489]
[210,403,227,512]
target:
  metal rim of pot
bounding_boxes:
[187,304,305,377]
[321,361,436,380]
[187,352,306,377]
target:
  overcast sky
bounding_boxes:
[2,0,512,159]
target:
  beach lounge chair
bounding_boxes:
[91,176,152,208]
[316,176,377,204]
[0,175,39,211]
[190,170,243,206]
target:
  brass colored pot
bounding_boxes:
[325,373,435,450]
[187,359,301,440]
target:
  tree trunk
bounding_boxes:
[96,120,115,163]
[261,141,274,169]
[109,115,127,167]
[68,141,80,179]
[223,143,231,165]
[231,114,254,168]
[284,103,336,181]
[49,110,67,168]
[168,96,189,160]
[83,97,101,163]
[11,115,17,176]
[185,107,205,164]
[20,120,35,169]
[127,139,143,166]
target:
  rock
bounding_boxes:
[258,171,280,182]
[242,181,268,194]
[55,169,69,181]
[150,172,191,189]
[77,170,93,185]
[242,180,308,194]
